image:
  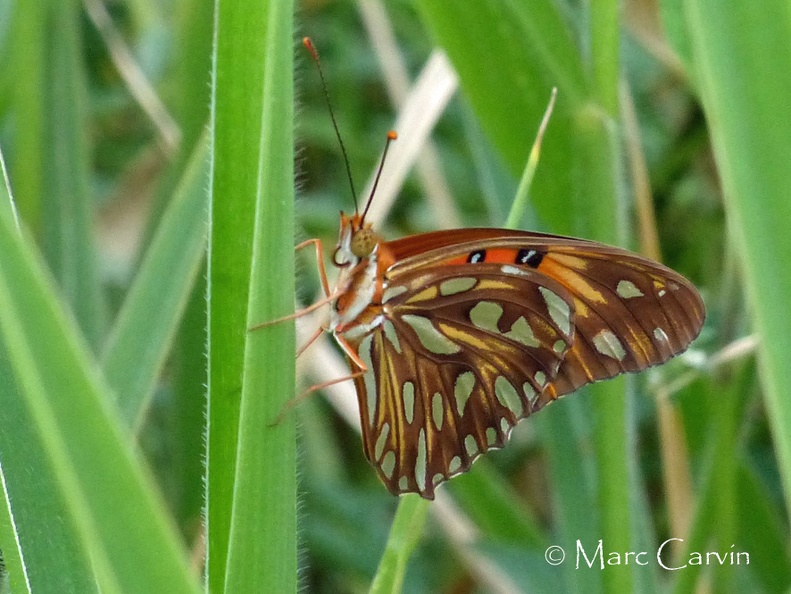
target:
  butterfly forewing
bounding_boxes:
[533,243,705,400]
[388,229,705,403]
[337,228,704,499]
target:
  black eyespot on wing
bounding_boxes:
[516,248,544,268]
[467,249,486,264]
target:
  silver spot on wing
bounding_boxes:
[454,371,476,415]
[358,335,377,427]
[415,428,427,492]
[439,277,477,296]
[617,279,644,299]
[402,381,415,424]
[469,301,504,333]
[494,376,523,417]
[402,314,461,355]
[375,423,390,461]
[504,316,540,347]
[539,286,572,336]
[382,285,408,303]
[381,451,395,479]
[382,320,402,354]
[432,392,444,430]
[592,329,627,361]
[464,435,479,458]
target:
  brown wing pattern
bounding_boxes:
[350,264,577,498]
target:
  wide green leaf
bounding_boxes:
[681,0,791,518]
[0,147,93,594]
[0,190,199,591]
[207,0,296,592]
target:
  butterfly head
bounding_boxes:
[333,211,379,268]
[332,129,396,269]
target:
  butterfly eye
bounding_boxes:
[351,228,376,258]
[332,247,351,268]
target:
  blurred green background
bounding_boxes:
[0,0,789,593]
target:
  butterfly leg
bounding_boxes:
[270,332,370,425]
[269,369,366,427]
[271,331,366,426]
[249,238,337,331]
[296,323,326,358]
[248,292,339,331]
[332,332,369,373]
[295,237,332,298]
[297,332,369,399]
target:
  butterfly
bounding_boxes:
[296,38,705,500]
[313,205,706,500]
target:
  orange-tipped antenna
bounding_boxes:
[303,37,359,214]
[361,130,398,223]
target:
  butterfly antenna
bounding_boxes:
[303,37,358,213]
[361,130,398,223]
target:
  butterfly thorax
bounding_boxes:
[330,212,392,338]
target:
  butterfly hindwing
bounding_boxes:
[350,263,577,498]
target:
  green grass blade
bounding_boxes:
[0,146,96,593]
[224,3,296,589]
[0,150,18,228]
[415,0,587,233]
[9,0,104,347]
[589,0,620,115]
[583,9,643,592]
[669,437,717,594]
[682,0,791,517]
[7,0,44,231]
[0,201,199,592]
[536,400,601,594]
[416,4,652,593]
[0,345,97,594]
[505,87,557,230]
[447,460,546,546]
[735,463,791,591]
[206,1,270,586]
[167,0,214,539]
[101,133,209,430]
[667,361,753,592]
[173,0,215,161]
[369,495,429,594]
[208,0,296,591]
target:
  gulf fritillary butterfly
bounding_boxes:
[296,39,705,500]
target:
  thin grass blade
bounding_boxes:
[101,133,209,431]
[369,495,429,594]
